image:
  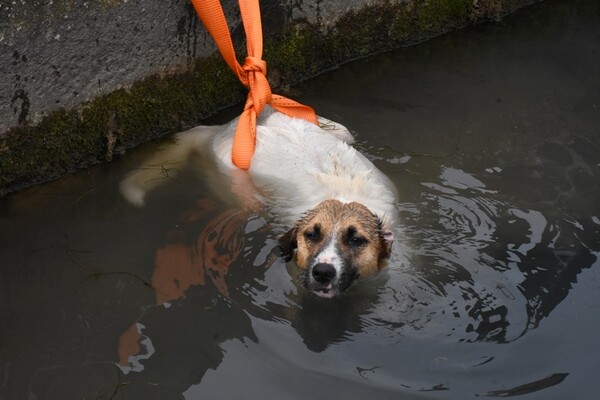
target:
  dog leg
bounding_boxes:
[120,125,219,206]
[317,116,355,144]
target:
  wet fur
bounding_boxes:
[280,200,393,296]
[121,106,397,297]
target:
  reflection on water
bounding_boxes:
[1,0,599,399]
[384,157,599,343]
[117,200,251,374]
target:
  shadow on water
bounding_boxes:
[1,0,600,399]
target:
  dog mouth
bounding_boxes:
[297,259,359,298]
[304,270,358,299]
[304,275,340,298]
[313,283,336,298]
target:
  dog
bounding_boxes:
[120,106,397,298]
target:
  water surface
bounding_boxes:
[1,0,599,399]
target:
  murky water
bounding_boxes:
[1,0,599,399]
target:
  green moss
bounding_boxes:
[0,0,536,196]
[264,23,327,83]
[265,0,522,85]
[412,0,473,32]
[0,55,243,195]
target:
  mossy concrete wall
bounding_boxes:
[0,0,537,196]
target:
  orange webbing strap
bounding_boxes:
[190,0,318,170]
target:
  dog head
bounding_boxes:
[279,199,394,298]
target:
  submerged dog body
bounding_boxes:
[121,106,397,297]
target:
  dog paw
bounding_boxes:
[317,116,355,144]
[119,180,146,207]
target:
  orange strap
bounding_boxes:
[190,0,318,170]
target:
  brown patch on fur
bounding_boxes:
[280,199,393,278]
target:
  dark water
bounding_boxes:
[1,0,599,399]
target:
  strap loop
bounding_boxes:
[190,0,318,170]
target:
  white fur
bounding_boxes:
[210,106,397,227]
[121,106,397,229]
[316,239,341,274]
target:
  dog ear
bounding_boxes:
[279,226,298,262]
[380,229,394,259]
[377,219,394,265]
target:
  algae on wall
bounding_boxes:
[0,0,538,196]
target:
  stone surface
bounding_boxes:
[1,0,224,133]
[0,0,537,195]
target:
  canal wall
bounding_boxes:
[0,0,538,195]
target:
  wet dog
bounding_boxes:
[120,106,397,298]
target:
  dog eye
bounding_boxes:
[345,226,367,247]
[348,235,368,247]
[303,226,321,242]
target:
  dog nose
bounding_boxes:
[312,263,336,283]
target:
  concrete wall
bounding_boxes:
[2,0,226,133]
[0,0,536,195]
[1,0,390,133]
